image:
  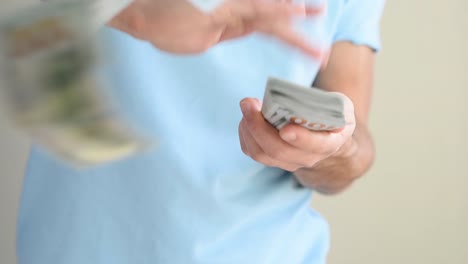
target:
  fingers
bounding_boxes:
[278,93,356,154]
[266,24,323,59]
[248,1,325,60]
[251,1,307,18]
[278,92,356,154]
[239,98,321,167]
[238,120,249,155]
[279,123,344,155]
[212,0,327,59]
[249,0,324,19]
[240,98,292,157]
[239,118,303,172]
[238,94,358,170]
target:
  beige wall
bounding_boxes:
[1,0,467,263]
[313,0,468,263]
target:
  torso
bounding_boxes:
[18,1,348,263]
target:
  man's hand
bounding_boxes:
[239,42,377,195]
[238,95,356,172]
[108,0,325,58]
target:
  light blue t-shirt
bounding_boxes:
[17,1,384,263]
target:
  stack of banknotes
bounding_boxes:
[262,77,346,131]
[0,1,146,167]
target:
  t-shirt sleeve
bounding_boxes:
[332,0,386,52]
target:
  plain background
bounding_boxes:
[1,0,467,263]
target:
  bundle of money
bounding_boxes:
[261,77,346,131]
[0,1,146,167]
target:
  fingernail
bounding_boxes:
[281,132,297,142]
[240,100,251,116]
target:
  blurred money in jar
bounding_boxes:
[0,1,148,168]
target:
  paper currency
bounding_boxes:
[262,77,346,131]
[0,1,146,167]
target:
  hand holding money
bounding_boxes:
[238,79,356,172]
[108,0,325,59]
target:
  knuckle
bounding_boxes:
[285,165,300,172]
[251,153,278,168]
[306,160,318,168]
[263,159,277,168]
[238,130,248,155]
[240,144,249,155]
[302,156,319,168]
[324,146,337,156]
[251,152,267,162]
[268,148,285,160]
[293,165,302,171]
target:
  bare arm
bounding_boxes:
[238,42,378,196]
[294,41,376,195]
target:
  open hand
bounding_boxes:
[109,0,325,59]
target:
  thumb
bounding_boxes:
[240,98,262,118]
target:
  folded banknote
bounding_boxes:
[262,77,346,131]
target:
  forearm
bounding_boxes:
[291,42,377,195]
[293,121,375,195]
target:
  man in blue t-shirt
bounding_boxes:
[17,0,385,263]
